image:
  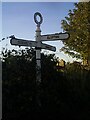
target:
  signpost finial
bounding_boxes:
[34,12,43,27]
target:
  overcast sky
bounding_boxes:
[1,2,81,62]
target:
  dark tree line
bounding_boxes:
[2,48,90,119]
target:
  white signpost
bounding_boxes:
[10,12,70,84]
[10,12,69,109]
[10,12,70,109]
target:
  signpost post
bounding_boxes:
[34,12,42,84]
[10,12,70,109]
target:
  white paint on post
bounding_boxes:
[35,26,41,83]
[34,12,43,84]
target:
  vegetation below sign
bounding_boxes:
[2,48,90,119]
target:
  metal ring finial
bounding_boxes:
[34,12,43,25]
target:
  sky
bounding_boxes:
[1,2,81,62]
[1,0,80,2]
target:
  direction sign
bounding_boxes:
[41,43,56,52]
[10,38,56,52]
[10,38,37,47]
[41,32,70,41]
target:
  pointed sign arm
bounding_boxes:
[41,43,56,52]
[10,38,37,47]
[41,32,70,41]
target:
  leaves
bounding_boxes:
[2,48,90,119]
[61,2,90,61]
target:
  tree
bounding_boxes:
[61,2,90,66]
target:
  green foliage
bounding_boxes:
[2,49,90,119]
[61,2,90,60]
[2,48,36,119]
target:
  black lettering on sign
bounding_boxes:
[47,36,51,39]
[47,35,59,39]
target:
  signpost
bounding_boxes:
[10,12,70,85]
[10,12,70,110]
